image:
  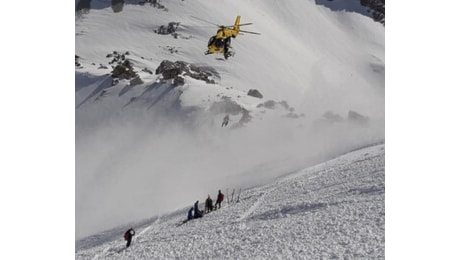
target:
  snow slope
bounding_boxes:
[76,143,384,259]
[76,0,384,240]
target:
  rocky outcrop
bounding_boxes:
[76,0,91,14]
[139,0,166,9]
[360,0,385,25]
[75,55,81,68]
[247,89,263,99]
[111,60,138,80]
[348,110,369,125]
[155,22,180,35]
[111,0,124,13]
[155,60,219,85]
[313,110,370,129]
[107,51,130,65]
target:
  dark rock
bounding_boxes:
[360,0,385,25]
[142,68,153,74]
[141,0,165,9]
[261,100,276,109]
[76,0,91,13]
[111,61,137,79]
[247,89,263,99]
[130,76,144,86]
[323,111,344,122]
[75,55,81,67]
[278,100,289,110]
[284,113,300,119]
[111,0,124,13]
[348,110,369,125]
[173,76,185,86]
[155,60,219,84]
[156,22,180,35]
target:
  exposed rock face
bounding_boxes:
[111,0,124,13]
[313,110,370,130]
[258,100,276,109]
[247,89,263,99]
[323,111,344,123]
[111,60,138,79]
[130,76,144,86]
[360,0,385,25]
[139,0,166,9]
[155,60,219,85]
[75,55,81,68]
[155,22,180,35]
[76,0,91,13]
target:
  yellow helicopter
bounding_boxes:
[192,16,261,59]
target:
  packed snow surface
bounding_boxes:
[76,144,384,259]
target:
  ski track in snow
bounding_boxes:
[76,144,385,259]
[236,186,277,222]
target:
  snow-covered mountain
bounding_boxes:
[75,0,384,254]
[76,144,384,259]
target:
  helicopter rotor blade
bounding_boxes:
[222,23,253,28]
[239,29,261,35]
[190,16,220,27]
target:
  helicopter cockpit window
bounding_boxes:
[215,38,225,48]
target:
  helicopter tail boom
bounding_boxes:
[233,15,241,36]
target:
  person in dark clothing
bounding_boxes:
[194,200,203,218]
[222,114,230,127]
[188,207,194,220]
[215,190,224,209]
[223,37,232,59]
[124,228,135,248]
[205,195,213,213]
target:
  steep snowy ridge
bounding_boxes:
[76,0,384,244]
[76,143,384,259]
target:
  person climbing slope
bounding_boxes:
[205,195,213,213]
[124,228,135,248]
[194,200,203,218]
[222,114,230,127]
[215,190,224,209]
[188,207,194,220]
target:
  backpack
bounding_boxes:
[124,229,134,240]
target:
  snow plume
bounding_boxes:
[76,104,383,239]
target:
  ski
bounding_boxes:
[236,188,242,202]
[226,188,229,204]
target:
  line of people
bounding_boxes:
[188,189,225,220]
[121,190,226,249]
